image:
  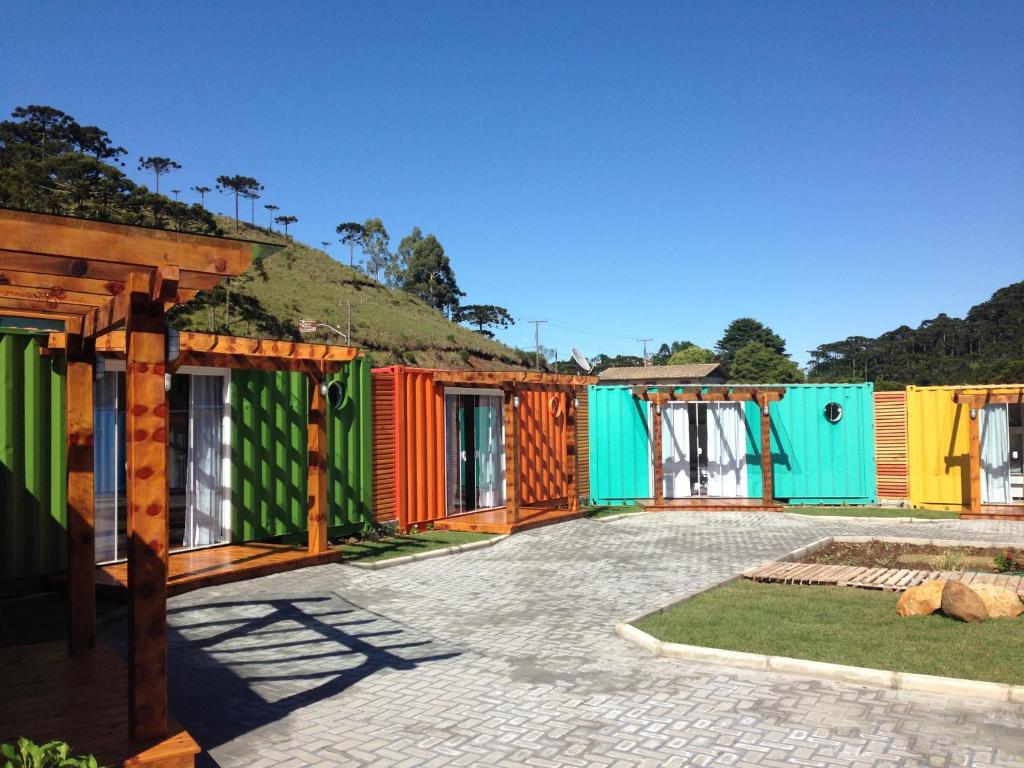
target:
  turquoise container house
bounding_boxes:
[588,383,877,506]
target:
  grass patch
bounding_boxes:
[334,530,494,563]
[585,505,645,519]
[636,580,1024,685]
[786,506,959,519]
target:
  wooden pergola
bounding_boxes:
[630,385,786,508]
[952,387,1024,518]
[430,370,596,525]
[0,209,358,765]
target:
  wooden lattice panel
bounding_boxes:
[874,391,909,499]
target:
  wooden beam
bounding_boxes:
[124,293,169,742]
[0,296,94,317]
[758,394,774,504]
[307,371,329,554]
[433,370,597,388]
[566,393,579,512]
[0,250,224,290]
[631,385,785,403]
[0,284,113,307]
[954,391,1024,406]
[0,209,253,276]
[504,388,521,523]
[651,400,665,505]
[0,268,125,296]
[66,340,95,655]
[149,265,179,303]
[967,405,982,516]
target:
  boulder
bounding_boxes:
[970,584,1024,619]
[896,579,947,617]
[940,581,988,623]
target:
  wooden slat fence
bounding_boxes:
[874,391,909,500]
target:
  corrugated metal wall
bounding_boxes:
[746,384,877,504]
[231,358,373,539]
[874,391,909,500]
[906,385,972,511]
[0,330,67,582]
[588,385,652,505]
[518,388,570,505]
[576,388,590,503]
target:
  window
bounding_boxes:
[824,402,843,424]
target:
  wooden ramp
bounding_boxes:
[433,505,587,534]
[639,498,784,513]
[744,561,1024,594]
[96,543,341,598]
[0,642,199,768]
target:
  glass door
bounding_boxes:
[444,391,505,516]
[662,401,747,499]
[94,371,126,562]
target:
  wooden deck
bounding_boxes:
[961,504,1024,521]
[638,497,785,513]
[0,642,199,768]
[433,505,587,534]
[743,561,1024,593]
[96,543,342,598]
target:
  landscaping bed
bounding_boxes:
[634,580,1024,685]
[802,540,1024,574]
[786,506,958,519]
[333,530,494,563]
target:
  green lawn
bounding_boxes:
[335,530,494,563]
[585,505,645,519]
[636,580,1024,685]
[786,505,959,519]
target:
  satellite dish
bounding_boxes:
[571,347,592,373]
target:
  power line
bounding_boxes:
[637,338,653,364]
[526,319,548,371]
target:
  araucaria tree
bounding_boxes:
[274,214,297,237]
[335,221,364,268]
[138,156,181,194]
[454,304,514,338]
[397,227,464,317]
[216,175,264,229]
[192,185,211,206]
[264,203,279,229]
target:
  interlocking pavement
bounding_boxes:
[132,514,1024,767]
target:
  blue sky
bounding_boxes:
[2,1,1021,365]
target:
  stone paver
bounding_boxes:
[118,514,1024,766]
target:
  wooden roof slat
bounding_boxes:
[0,251,223,291]
[0,269,124,297]
[0,209,255,276]
[432,370,597,388]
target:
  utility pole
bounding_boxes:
[638,338,653,364]
[527,319,548,371]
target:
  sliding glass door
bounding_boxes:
[662,402,747,499]
[94,367,229,563]
[444,391,505,516]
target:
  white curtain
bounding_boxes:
[706,403,747,498]
[186,375,225,546]
[662,403,691,498]
[475,395,505,509]
[981,404,1011,504]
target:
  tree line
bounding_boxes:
[0,104,516,340]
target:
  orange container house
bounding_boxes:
[372,366,596,534]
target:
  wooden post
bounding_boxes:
[307,372,329,554]
[651,396,664,506]
[967,404,982,515]
[124,293,168,742]
[566,391,579,512]
[66,338,95,655]
[759,395,774,504]
[504,387,520,523]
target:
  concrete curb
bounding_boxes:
[343,535,508,570]
[615,622,1023,704]
[592,510,648,523]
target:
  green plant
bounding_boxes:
[934,548,968,572]
[995,551,1018,573]
[1,738,103,768]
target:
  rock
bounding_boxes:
[897,579,947,617]
[940,581,988,623]
[970,584,1024,619]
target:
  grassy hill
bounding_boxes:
[170,218,530,370]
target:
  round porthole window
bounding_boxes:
[326,380,346,411]
[549,396,562,418]
[824,402,843,424]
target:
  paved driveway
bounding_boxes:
[152,514,1024,767]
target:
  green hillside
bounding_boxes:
[170,218,530,370]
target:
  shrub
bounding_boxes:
[0,738,103,768]
[934,548,967,572]
[995,551,1018,573]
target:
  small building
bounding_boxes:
[597,363,726,386]
[588,383,876,508]
[907,384,1024,518]
[371,366,595,533]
